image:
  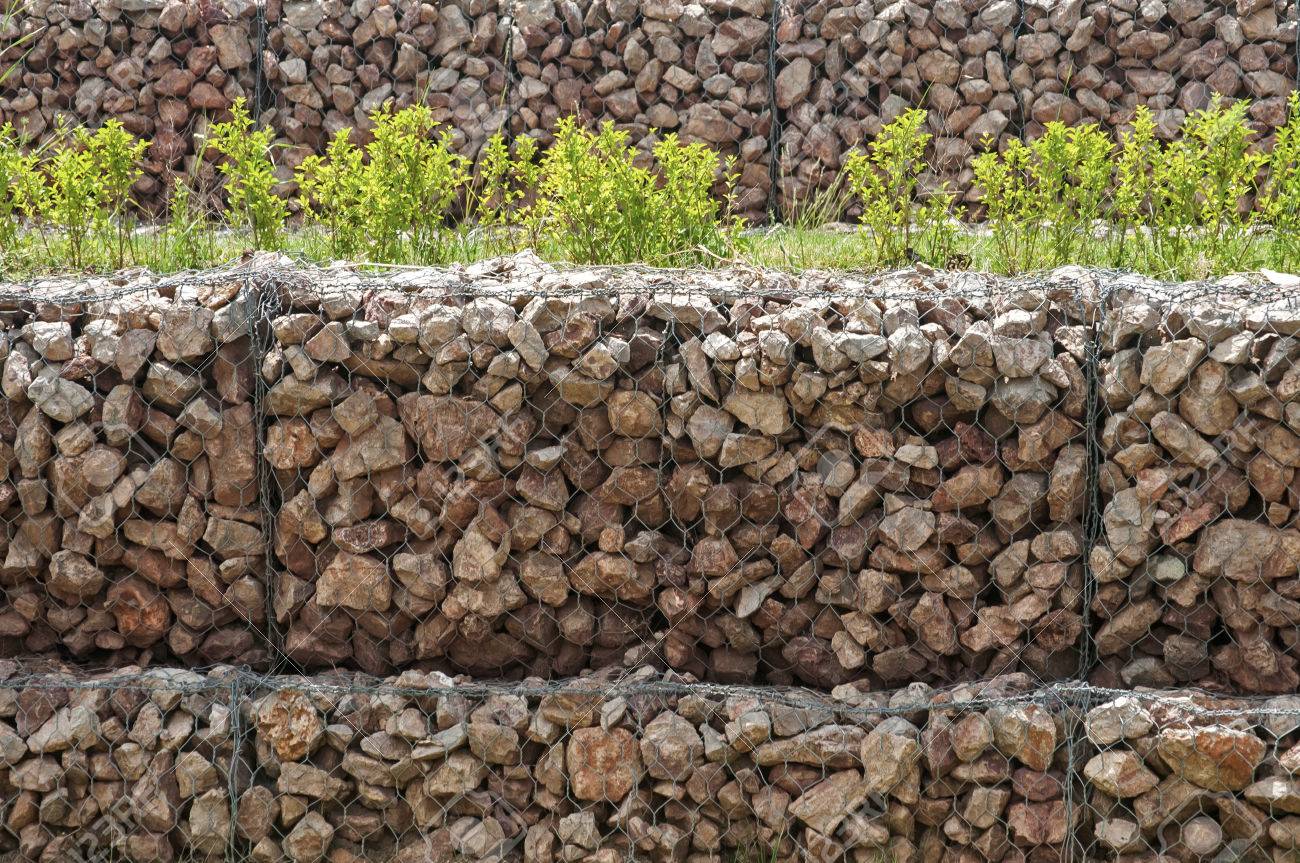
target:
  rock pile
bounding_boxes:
[264,259,1088,685]
[262,0,512,178]
[510,0,776,223]
[1089,279,1300,694]
[0,274,269,669]
[0,662,240,863]
[1081,690,1300,860]
[773,0,1298,216]
[0,0,260,209]
[775,0,1025,213]
[239,669,1068,863]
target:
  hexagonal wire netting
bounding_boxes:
[0,253,1298,858]
[0,271,271,671]
[1,259,1298,685]
[249,259,1095,687]
[8,666,1300,862]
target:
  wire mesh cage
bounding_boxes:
[0,272,271,670]
[0,662,1086,863]
[0,662,242,863]
[246,260,1093,689]
[1074,687,1300,861]
[0,258,1295,859]
[1089,276,1300,695]
[1,259,1297,688]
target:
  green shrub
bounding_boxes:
[0,122,29,255]
[1139,97,1265,278]
[206,97,286,250]
[86,119,148,268]
[844,108,961,268]
[523,117,741,266]
[972,138,1036,273]
[1262,92,1300,271]
[1111,106,1160,270]
[296,103,470,264]
[973,121,1112,273]
[1029,122,1112,266]
[16,119,146,270]
[34,125,97,269]
[471,132,539,256]
[296,127,367,260]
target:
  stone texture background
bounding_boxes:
[0,273,270,670]
[3,0,1297,220]
[4,664,1300,862]
[1,258,1299,695]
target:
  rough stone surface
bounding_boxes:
[1091,278,1300,694]
[1,663,1298,861]
[264,260,1088,684]
[1083,691,1300,859]
[0,277,265,669]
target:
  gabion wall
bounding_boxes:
[3,258,1299,685]
[6,665,1300,862]
[0,257,1299,860]
[3,0,1297,218]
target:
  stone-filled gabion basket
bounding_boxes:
[258,256,1090,687]
[1078,688,1300,861]
[1088,273,1300,694]
[0,661,1079,863]
[0,258,1299,861]
[236,669,1073,863]
[0,273,270,670]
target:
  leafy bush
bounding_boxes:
[1147,97,1264,277]
[471,132,539,256]
[0,123,29,255]
[86,119,148,268]
[844,108,961,268]
[972,121,1112,273]
[5,95,1300,278]
[11,119,146,270]
[296,127,367,260]
[1262,93,1300,271]
[1111,106,1159,270]
[206,97,286,250]
[523,118,741,266]
[297,104,470,264]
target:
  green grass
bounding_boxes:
[4,219,1299,281]
[10,97,1300,281]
